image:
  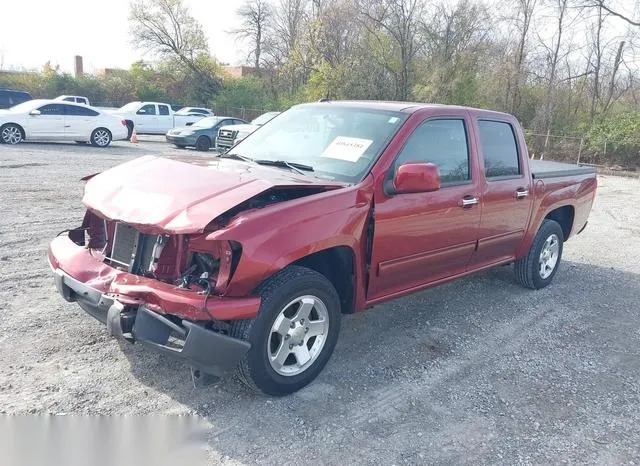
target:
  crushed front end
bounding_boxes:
[48,210,259,383]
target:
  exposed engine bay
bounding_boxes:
[65,186,329,298]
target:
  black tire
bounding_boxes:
[90,128,112,148]
[229,265,341,396]
[195,136,211,152]
[514,219,564,290]
[0,123,24,144]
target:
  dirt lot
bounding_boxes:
[1,138,639,464]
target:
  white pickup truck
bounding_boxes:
[110,102,205,137]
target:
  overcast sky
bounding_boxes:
[0,0,246,73]
[1,0,637,74]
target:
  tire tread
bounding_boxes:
[514,219,564,290]
[229,265,340,395]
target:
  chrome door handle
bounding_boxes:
[460,196,479,207]
[516,188,529,199]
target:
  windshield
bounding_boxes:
[230,105,407,182]
[118,102,142,112]
[251,112,280,126]
[191,117,220,128]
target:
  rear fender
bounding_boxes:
[516,176,595,258]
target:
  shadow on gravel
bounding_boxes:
[121,261,640,463]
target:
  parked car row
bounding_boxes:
[0,87,282,151]
[0,99,128,147]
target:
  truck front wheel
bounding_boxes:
[230,266,341,396]
[514,219,564,289]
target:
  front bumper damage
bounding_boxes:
[49,235,257,384]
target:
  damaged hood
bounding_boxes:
[82,155,342,234]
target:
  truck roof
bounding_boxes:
[306,100,514,119]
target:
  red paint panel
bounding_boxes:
[49,235,260,321]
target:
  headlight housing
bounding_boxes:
[183,240,242,294]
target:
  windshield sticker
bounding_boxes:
[321,137,373,162]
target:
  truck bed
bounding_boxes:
[529,160,596,179]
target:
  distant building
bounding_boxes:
[222,66,261,79]
[96,68,127,77]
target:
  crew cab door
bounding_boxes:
[367,114,481,300]
[63,104,98,139]
[469,118,534,267]
[156,104,172,133]
[134,104,157,133]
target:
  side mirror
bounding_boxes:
[387,162,440,195]
[29,109,41,116]
[136,109,147,115]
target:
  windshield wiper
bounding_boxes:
[219,152,255,163]
[254,159,314,175]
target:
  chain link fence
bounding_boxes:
[524,130,638,172]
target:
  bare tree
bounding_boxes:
[357,0,424,100]
[537,0,570,153]
[583,0,640,27]
[129,0,221,97]
[233,0,273,69]
[419,0,492,102]
[509,0,538,114]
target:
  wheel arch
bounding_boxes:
[544,205,575,240]
[517,200,576,258]
[291,246,356,314]
[1,122,26,139]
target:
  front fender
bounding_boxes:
[208,181,374,297]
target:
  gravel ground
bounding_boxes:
[1,138,639,465]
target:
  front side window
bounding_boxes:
[38,104,65,115]
[478,120,520,178]
[394,119,470,184]
[137,104,156,115]
[230,104,407,182]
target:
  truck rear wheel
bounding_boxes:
[229,265,341,396]
[514,219,564,289]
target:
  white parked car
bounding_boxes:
[174,106,214,117]
[0,99,128,147]
[109,101,206,137]
[54,95,91,106]
[216,111,281,151]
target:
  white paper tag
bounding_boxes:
[320,137,373,162]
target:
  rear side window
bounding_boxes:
[394,119,470,184]
[63,97,75,102]
[158,105,170,115]
[38,104,65,115]
[478,120,521,178]
[66,105,99,116]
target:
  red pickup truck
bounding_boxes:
[48,101,597,395]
